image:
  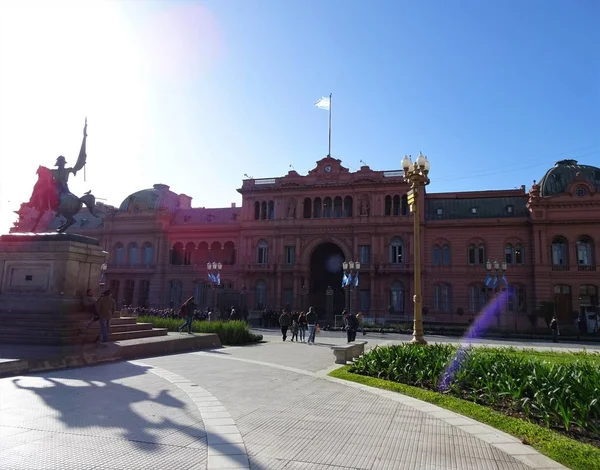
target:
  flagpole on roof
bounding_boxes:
[328,93,332,157]
[315,94,333,157]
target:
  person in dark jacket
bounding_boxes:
[179,297,196,334]
[344,311,359,343]
[306,307,317,344]
[279,309,291,341]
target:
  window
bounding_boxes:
[442,285,451,312]
[576,237,594,266]
[508,285,526,313]
[323,197,332,218]
[442,244,451,266]
[114,244,124,266]
[184,242,195,265]
[389,237,404,264]
[433,285,451,312]
[261,201,267,220]
[257,240,269,264]
[128,243,139,266]
[359,245,371,264]
[390,281,405,314]
[333,197,343,217]
[392,195,400,216]
[506,205,514,215]
[143,243,153,266]
[313,198,322,218]
[515,244,524,265]
[167,280,183,308]
[505,244,514,265]
[551,237,568,266]
[283,288,294,310]
[284,246,296,265]
[575,187,587,197]
[254,201,260,220]
[469,285,486,313]
[471,207,478,215]
[255,280,267,309]
[432,245,441,266]
[359,289,371,313]
[384,196,392,216]
[343,196,353,217]
[171,242,184,265]
[267,200,275,220]
[468,243,485,265]
[303,198,312,219]
[436,207,443,217]
[401,195,409,215]
[138,280,150,308]
[193,281,208,307]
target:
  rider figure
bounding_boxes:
[52,156,75,197]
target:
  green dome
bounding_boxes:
[119,184,181,212]
[538,160,600,197]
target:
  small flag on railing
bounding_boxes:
[501,273,509,286]
[354,271,359,287]
[341,273,348,287]
[485,273,493,288]
[216,273,221,285]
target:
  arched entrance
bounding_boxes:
[309,242,346,322]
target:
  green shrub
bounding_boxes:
[137,316,262,346]
[351,344,600,443]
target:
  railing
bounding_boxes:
[578,265,597,272]
[551,265,570,271]
[245,263,273,271]
[377,263,414,272]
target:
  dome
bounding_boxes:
[119,184,181,212]
[537,159,600,197]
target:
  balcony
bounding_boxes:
[377,263,414,273]
[108,263,156,272]
[245,263,274,272]
[578,265,597,272]
[551,265,570,272]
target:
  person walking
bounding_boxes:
[279,309,291,341]
[356,311,365,336]
[306,307,317,344]
[96,289,116,343]
[298,311,307,343]
[290,319,299,342]
[178,297,196,334]
[550,315,559,343]
[344,311,359,343]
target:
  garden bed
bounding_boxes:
[136,316,263,346]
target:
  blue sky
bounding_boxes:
[0,0,598,232]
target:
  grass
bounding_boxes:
[493,347,600,365]
[330,366,600,470]
[137,316,263,346]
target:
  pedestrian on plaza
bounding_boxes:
[344,311,359,343]
[306,307,317,344]
[279,309,291,341]
[298,311,308,342]
[290,319,299,342]
[550,315,559,343]
[356,311,365,336]
[96,289,116,343]
[178,297,197,334]
[229,306,239,321]
[80,288,98,335]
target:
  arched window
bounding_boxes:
[260,201,267,220]
[384,195,392,216]
[580,285,598,309]
[223,241,236,265]
[515,244,524,265]
[128,243,139,266]
[303,197,312,219]
[254,201,260,220]
[505,243,514,265]
[333,197,343,218]
[551,236,568,266]
[442,244,451,266]
[209,241,222,262]
[390,281,404,314]
[197,242,209,264]
[469,243,485,265]
[323,197,332,218]
[255,279,267,309]
[389,237,404,264]
[257,239,268,264]
[171,242,184,265]
[576,236,594,266]
[143,243,153,266]
[468,244,475,265]
[184,242,195,265]
[267,200,275,220]
[343,196,353,217]
[167,279,183,308]
[401,194,409,215]
[508,285,526,313]
[392,195,401,216]
[432,245,441,266]
[114,243,124,267]
[433,284,452,312]
[313,198,322,218]
[469,285,486,313]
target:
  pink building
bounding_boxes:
[11,157,600,329]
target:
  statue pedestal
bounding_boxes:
[0,233,107,344]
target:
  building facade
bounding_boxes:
[11,156,600,329]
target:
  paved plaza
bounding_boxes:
[0,331,581,469]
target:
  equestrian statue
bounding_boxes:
[26,119,97,233]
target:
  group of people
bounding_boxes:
[81,288,117,343]
[277,308,365,344]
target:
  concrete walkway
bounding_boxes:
[0,334,570,469]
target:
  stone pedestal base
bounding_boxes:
[0,233,108,344]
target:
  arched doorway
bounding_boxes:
[309,242,346,322]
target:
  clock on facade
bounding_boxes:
[324,165,332,173]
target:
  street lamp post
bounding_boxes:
[207,262,222,310]
[402,152,431,345]
[485,259,507,327]
[342,261,361,315]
